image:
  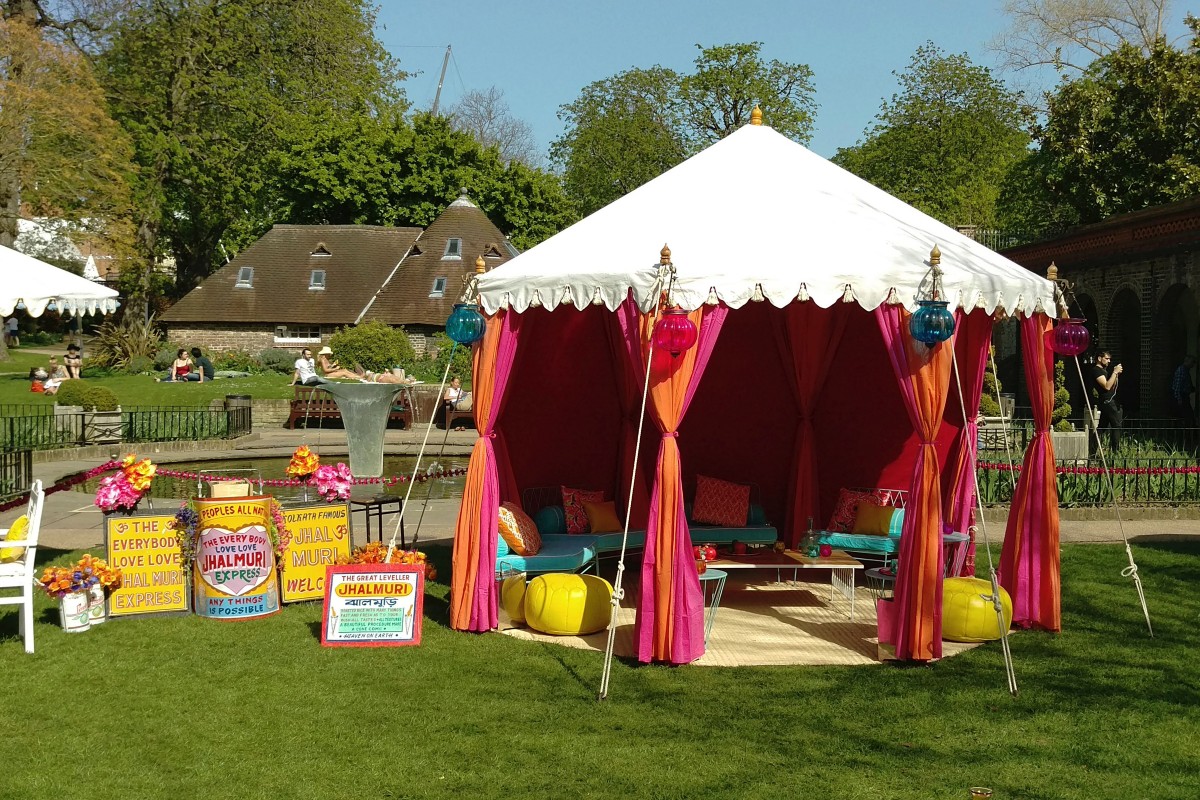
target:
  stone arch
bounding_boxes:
[1106,286,1142,417]
[1152,283,1200,416]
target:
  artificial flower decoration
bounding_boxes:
[286,445,320,479]
[268,498,292,568]
[39,555,122,599]
[311,462,354,502]
[170,502,200,574]
[95,454,157,512]
[338,542,437,581]
[122,454,157,493]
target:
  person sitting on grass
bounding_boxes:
[316,346,362,381]
[161,348,193,382]
[188,347,214,383]
[41,356,69,395]
[64,343,82,379]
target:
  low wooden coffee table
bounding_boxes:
[706,549,865,620]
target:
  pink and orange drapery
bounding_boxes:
[875,303,953,660]
[999,312,1061,631]
[618,299,727,664]
[774,301,849,546]
[450,311,522,633]
[943,309,994,576]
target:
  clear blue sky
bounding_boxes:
[377,1,1195,160]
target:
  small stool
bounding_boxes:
[524,573,612,635]
[349,494,404,546]
[865,566,895,600]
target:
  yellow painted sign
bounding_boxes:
[279,503,352,603]
[192,496,280,620]
[105,514,189,617]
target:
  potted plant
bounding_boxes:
[39,554,123,632]
[81,385,122,444]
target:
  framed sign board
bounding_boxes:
[104,513,190,618]
[321,564,424,647]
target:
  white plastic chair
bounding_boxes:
[0,480,45,654]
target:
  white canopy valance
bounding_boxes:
[0,244,119,317]
[476,124,1054,317]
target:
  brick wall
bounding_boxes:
[164,323,332,354]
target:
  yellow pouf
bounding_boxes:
[502,575,527,624]
[524,573,613,636]
[942,577,1014,642]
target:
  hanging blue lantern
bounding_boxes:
[446,302,485,344]
[909,299,955,345]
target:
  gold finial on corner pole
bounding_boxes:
[475,255,486,274]
[750,106,763,126]
[1046,261,1058,282]
[929,244,941,268]
[660,244,671,265]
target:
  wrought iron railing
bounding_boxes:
[0,448,33,500]
[0,405,252,451]
[978,456,1200,506]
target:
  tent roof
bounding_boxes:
[0,245,119,317]
[476,124,1055,317]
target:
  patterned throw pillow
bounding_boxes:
[561,486,603,534]
[0,514,29,562]
[691,475,751,528]
[497,502,542,556]
[826,488,887,533]
[582,499,623,533]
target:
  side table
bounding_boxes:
[349,495,405,547]
[864,567,895,600]
[697,568,727,647]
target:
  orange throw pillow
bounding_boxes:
[851,502,895,536]
[582,499,623,533]
[497,502,542,556]
[691,475,750,527]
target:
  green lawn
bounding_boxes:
[0,349,294,407]
[2,541,1197,799]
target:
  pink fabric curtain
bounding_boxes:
[773,302,849,546]
[449,310,522,632]
[875,304,953,661]
[618,299,727,664]
[943,309,993,576]
[999,313,1061,631]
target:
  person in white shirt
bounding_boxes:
[292,348,326,386]
[4,316,18,347]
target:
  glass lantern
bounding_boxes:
[909,299,955,345]
[445,302,486,345]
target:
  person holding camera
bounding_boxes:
[1089,350,1123,451]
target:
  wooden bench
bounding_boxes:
[287,385,414,430]
[440,400,475,431]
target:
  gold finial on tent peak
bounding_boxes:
[1046,262,1058,282]
[475,255,486,274]
[929,244,941,268]
[750,106,763,126]
[660,244,671,265]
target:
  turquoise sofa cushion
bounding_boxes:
[688,526,777,546]
[591,530,646,553]
[817,531,899,555]
[533,505,568,536]
[497,533,597,574]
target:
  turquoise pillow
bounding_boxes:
[888,507,905,538]
[496,535,510,556]
[534,505,568,536]
[748,503,767,526]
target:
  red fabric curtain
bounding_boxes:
[605,303,652,524]
[775,301,849,545]
[874,304,954,661]
[999,313,1061,631]
[943,309,993,576]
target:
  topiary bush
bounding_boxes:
[86,385,120,411]
[258,348,296,374]
[980,346,1002,417]
[329,321,415,374]
[1052,359,1073,432]
[54,380,93,407]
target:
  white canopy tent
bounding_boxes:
[475,123,1053,315]
[0,244,119,317]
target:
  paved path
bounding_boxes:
[5,425,1199,552]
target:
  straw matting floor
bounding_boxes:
[500,575,979,667]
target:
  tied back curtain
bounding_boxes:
[618,299,727,664]
[605,304,652,524]
[944,309,993,576]
[999,313,1061,631]
[775,301,849,545]
[450,311,521,632]
[875,304,953,661]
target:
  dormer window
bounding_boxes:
[309,269,326,290]
[235,266,254,288]
[430,277,448,298]
[484,243,502,258]
[442,238,462,260]
[310,242,331,257]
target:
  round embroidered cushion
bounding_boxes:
[523,573,613,636]
[942,577,1013,642]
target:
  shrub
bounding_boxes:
[54,381,119,410]
[1052,359,1073,432]
[87,385,120,411]
[409,331,473,385]
[329,321,414,373]
[980,347,1001,417]
[212,349,262,373]
[126,355,154,375]
[153,346,176,371]
[258,348,296,374]
[92,315,162,369]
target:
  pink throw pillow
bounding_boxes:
[826,488,887,533]
[691,475,750,528]
[561,486,603,534]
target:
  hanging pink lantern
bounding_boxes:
[1045,318,1091,356]
[653,307,698,356]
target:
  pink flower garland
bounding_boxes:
[311,462,354,502]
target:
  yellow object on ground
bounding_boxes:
[942,577,1013,642]
[502,574,527,624]
[524,573,613,636]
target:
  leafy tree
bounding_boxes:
[1027,18,1200,225]
[552,42,816,216]
[447,86,540,167]
[833,43,1031,228]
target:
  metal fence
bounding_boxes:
[0,448,33,500]
[978,456,1200,506]
[0,405,252,452]
[979,419,1200,458]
